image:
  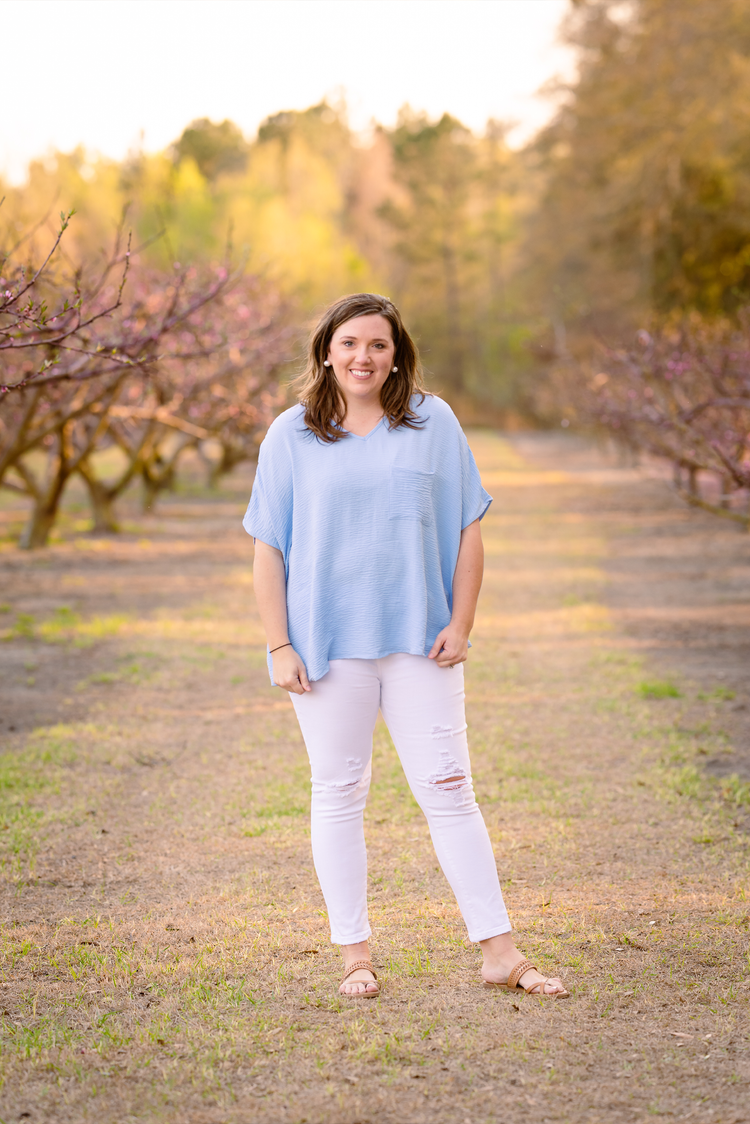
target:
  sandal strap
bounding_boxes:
[529,977,569,997]
[507,958,537,991]
[341,959,378,983]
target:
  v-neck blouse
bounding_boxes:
[243,395,492,683]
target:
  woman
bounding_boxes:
[244,293,569,1000]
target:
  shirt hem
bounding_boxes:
[269,643,446,685]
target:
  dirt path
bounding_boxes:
[0,433,748,1124]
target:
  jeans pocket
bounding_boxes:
[389,467,435,523]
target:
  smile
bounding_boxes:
[349,369,374,379]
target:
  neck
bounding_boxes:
[342,395,383,437]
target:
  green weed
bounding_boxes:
[638,680,682,699]
[718,775,750,808]
[698,686,736,702]
[5,612,36,640]
[0,728,78,871]
[664,764,706,800]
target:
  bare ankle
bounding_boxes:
[479,932,516,961]
[342,940,371,965]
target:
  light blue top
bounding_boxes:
[243,394,492,683]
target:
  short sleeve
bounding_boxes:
[242,421,293,558]
[459,429,492,528]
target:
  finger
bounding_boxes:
[297,664,311,692]
[428,632,447,659]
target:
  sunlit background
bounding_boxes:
[1,0,572,180]
[3,0,750,547]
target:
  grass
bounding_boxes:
[1,607,131,648]
[637,679,683,699]
[698,686,737,702]
[0,434,748,1122]
[0,727,83,877]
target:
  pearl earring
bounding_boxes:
[323,360,331,367]
[392,366,398,373]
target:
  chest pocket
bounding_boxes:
[389,466,435,524]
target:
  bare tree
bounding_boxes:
[75,277,291,517]
[558,315,750,527]
[0,209,282,546]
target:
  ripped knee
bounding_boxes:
[434,773,466,790]
[313,757,370,798]
[423,749,474,803]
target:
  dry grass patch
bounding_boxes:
[0,437,748,1122]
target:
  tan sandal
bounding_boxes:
[484,956,569,999]
[340,959,380,999]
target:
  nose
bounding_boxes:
[353,344,372,366]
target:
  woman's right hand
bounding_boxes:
[272,646,311,694]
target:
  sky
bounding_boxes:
[1,0,574,182]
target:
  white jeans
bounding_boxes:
[291,653,511,944]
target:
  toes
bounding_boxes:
[339,979,378,995]
[340,970,378,996]
[541,978,565,995]
[521,971,566,995]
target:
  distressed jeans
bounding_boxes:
[290,653,511,944]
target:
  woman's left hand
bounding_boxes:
[428,624,470,668]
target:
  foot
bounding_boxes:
[339,940,379,997]
[480,935,568,997]
[340,965,379,996]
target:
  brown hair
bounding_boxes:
[293,292,426,442]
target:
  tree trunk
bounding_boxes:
[141,438,194,512]
[141,460,176,512]
[78,461,121,533]
[208,444,246,489]
[141,472,162,514]
[17,436,72,549]
[442,237,464,392]
[18,468,71,549]
[197,444,220,490]
[720,474,731,509]
[88,480,120,533]
[688,466,698,496]
[18,502,60,550]
[208,459,225,490]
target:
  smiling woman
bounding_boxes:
[325,315,394,432]
[294,293,425,441]
[243,292,571,1001]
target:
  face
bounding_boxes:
[326,313,395,406]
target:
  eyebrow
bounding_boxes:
[338,335,391,342]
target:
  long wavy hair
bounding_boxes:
[293,293,426,442]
